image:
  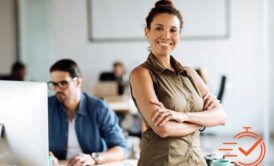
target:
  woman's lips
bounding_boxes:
[157,41,173,47]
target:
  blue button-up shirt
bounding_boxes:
[48,92,128,159]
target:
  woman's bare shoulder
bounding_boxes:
[130,66,150,78]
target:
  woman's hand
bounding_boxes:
[150,100,187,127]
[202,92,220,110]
[67,153,96,166]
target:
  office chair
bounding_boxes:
[217,75,227,103]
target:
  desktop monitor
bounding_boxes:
[94,81,118,98]
[0,81,48,166]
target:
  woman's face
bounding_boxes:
[145,13,181,57]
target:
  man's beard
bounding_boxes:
[56,92,67,102]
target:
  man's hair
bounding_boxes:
[113,61,124,68]
[50,59,82,78]
[11,62,25,72]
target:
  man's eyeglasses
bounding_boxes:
[47,77,77,90]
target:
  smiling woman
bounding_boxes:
[129,0,226,165]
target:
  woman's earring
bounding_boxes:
[147,46,151,52]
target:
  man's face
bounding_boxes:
[49,71,80,103]
[114,65,124,78]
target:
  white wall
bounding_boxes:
[269,0,274,134]
[0,0,16,74]
[20,0,270,135]
[19,0,55,82]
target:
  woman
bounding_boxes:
[130,0,226,165]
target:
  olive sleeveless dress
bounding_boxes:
[131,53,207,166]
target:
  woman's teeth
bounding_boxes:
[158,41,170,46]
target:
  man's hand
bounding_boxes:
[68,153,96,166]
[49,152,59,166]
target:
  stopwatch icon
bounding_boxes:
[233,127,266,166]
[218,126,266,166]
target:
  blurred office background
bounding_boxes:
[0,0,273,164]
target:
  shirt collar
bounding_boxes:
[58,92,87,116]
[146,52,185,74]
[77,92,87,116]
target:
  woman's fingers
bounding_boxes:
[202,93,211,101]
[203,93,219,110]
[205,98,219,110]
[159,114,172,126]
[150,100,176,126]
[207,99,220,110]
[204,96,215,108]
[202,93,210,108]
[151,100,167,126]
[151,108,165,122]
[153,110,168,126]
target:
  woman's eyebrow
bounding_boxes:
[155,23,164,26]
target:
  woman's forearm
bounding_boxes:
[184,107,226,127]
[156,121,202,138]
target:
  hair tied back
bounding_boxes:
[155,0,174,8]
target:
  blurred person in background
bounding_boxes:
[99,61,127,95]
[0,61,26,81]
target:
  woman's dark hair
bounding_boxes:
[146,0,183,31]
[50,59,82,78]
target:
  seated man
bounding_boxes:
[48,59,128,165]
[0,61,26,81]
[99,61,127,95]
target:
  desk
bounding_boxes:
[59,159,137,166]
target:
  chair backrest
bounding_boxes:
[217,75,227,103]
